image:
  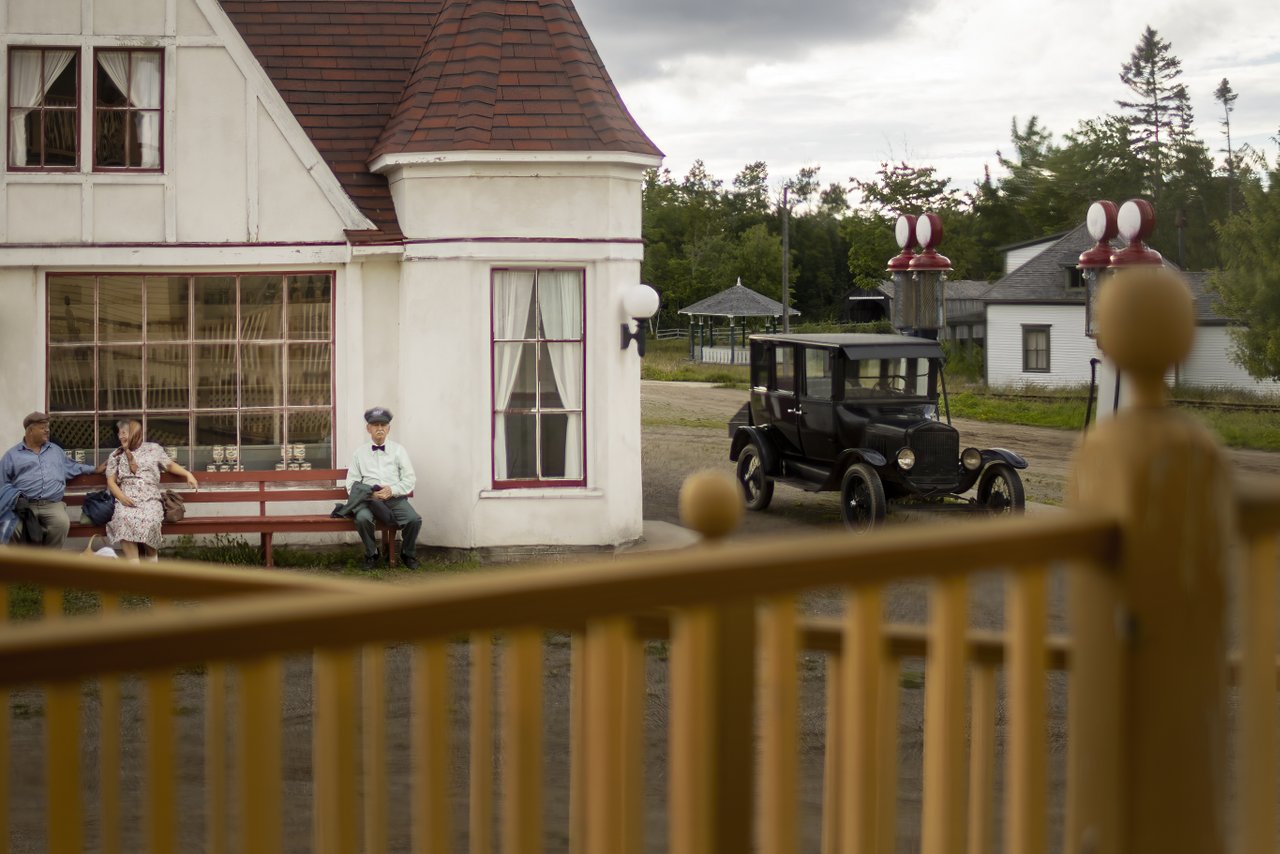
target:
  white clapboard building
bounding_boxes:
[0,0,663,548]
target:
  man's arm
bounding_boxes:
[345,451,365,493]
[392,446,416,496]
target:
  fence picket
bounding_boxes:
[967,664,997,854]
[759,596,798,854]
[470,634,494,854]
[502,629,543,853]
[46,681,81,853]
[922,575,968,854]
[363,644,388,854]
[412,640,450,854]
[146,671,176,854]
[313,649,358,854]
[1005,566,1048,854]
[237,658,282,854]
[841,586,883,854]
[1239,533,1278,854]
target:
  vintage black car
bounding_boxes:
[728,333,1028,530]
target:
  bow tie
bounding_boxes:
[372,444,386,452]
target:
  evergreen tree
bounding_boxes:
[1116,26,1192,192]
[1210,162,1280,379]
[1214,78,1239,214]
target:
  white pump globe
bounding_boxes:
[624,283,660,319]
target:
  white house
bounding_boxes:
[983,224,1280,395]
[0,0,663,549]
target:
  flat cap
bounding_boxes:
[23,411,50,428]
[364,406,393,424]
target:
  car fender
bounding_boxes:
[730,426,781,476]
[981,448,1028,470]
[820,448,888,490]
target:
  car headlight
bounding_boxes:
[896,448,916,471]
[962,448,983,471]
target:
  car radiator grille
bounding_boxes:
[911,429,959,482]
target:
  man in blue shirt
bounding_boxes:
[1,411,104,548]
[346,406,422,570]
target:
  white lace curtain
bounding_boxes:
[97,51,161,168]
[8,49,74,165]
[492,270,584,481]
[493,271,535,480]
[536,271,583,479]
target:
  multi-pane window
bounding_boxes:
[46,273,335,471]
[7,48,79,169]
[1023,325,1051,372]
[5,47,163,170]
[491,268,585,487]
[94,49,162,169]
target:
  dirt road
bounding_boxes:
[641,380,1280,532]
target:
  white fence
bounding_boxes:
[696,346,749,365]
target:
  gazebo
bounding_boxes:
[677,278,800,364]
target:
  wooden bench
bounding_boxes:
[64,469,405,568]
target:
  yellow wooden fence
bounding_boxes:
[0,266,1276,853]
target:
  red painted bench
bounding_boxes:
[65,468,404,567]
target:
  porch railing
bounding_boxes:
[1,266,1278,853]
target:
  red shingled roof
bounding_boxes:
[218,0,660,242]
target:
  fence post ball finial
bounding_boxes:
[1095,267,1194,392]
[679,470,743,540]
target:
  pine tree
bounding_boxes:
[1117,26,1191,191]
[1214,78,1238,214]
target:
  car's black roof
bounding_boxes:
[749,333,945,360]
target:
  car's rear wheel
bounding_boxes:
[735,445,774,511]
[840,463,886,532]
[977,463,1025,515]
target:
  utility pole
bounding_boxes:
[781,184,791,333]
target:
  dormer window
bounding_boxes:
[1066,266,1085,290]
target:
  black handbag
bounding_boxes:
[82,490,116,526]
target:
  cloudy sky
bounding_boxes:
[573,0,1280,202]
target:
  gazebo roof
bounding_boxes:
[678,279,800,318]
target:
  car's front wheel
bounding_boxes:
[840,463,886,532]
[735,445,774,511]
[976,462,1026,515]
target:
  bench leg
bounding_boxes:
[382,528,398,567]
[262,532,274,568]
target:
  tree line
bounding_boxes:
[641,26,1280,379]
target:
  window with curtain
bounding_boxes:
[46,273,335,471]
[491,268,585,487]
[94,48,162,169]
[7,48,78,169]
[1022,325,1051,372]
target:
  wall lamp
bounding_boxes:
[621,283,660,356]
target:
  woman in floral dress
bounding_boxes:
[106,419,199,561]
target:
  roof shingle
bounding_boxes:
[218,0,660,242]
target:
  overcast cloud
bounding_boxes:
[573,0,1280,204]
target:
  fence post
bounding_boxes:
[1066,267,1230,854]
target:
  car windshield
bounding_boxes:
[842,357,933,399]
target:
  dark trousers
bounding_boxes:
[353,497,422,560]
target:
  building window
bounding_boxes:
[7,48,79,169]
[94,49,162,169]
[46,273,335,471]
[1022,325,1051,373]
[491,268,585,487]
